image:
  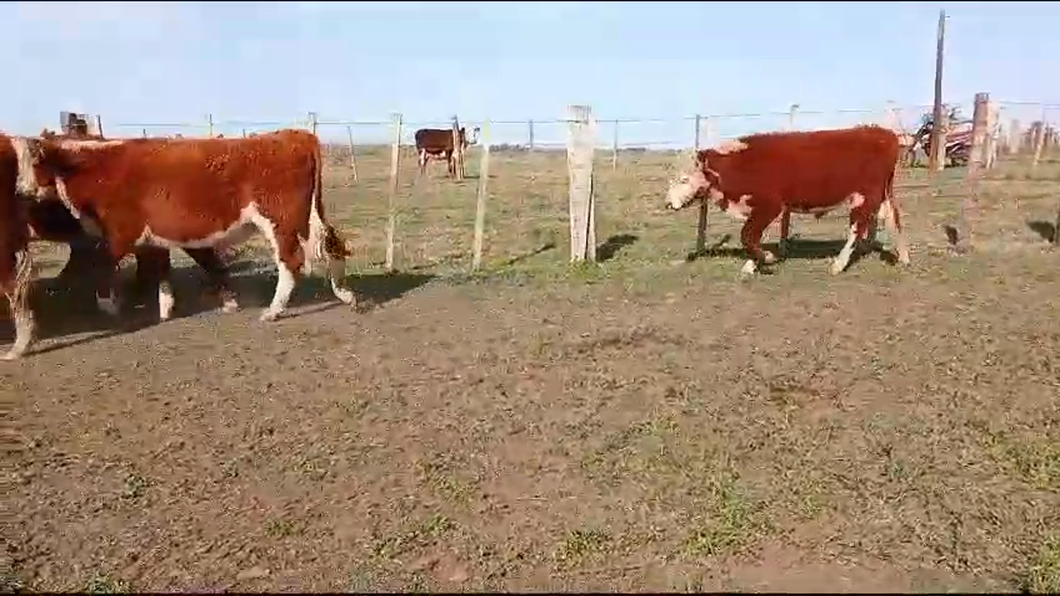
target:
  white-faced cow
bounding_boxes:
[26,129,356,323]
[666,125,910,277]
[414,126,480,177]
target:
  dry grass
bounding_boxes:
[3,142,1059,592]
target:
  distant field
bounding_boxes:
[5,145,1059,592]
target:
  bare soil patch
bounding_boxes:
[3,147,1059,592]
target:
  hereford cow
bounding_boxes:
[25,131,234,306]
[0,133,35,360]
[26,129,355,323]
[414,126,480,177]
[665,125,910,277]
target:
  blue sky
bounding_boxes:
[1,1,1057,147]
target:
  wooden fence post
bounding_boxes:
[308,111,319,135]
[207,113,214,138]
[528,119,535,151]
[450,115,465,181]
[94,115,105,138]
[611,119,619,171]
[566,105,596,263]
[385,113,403,272]
[1008,119,1022,154]
[1031,104,1046,173]
[472,120,492,271]
[788,104,799,130]
[346,125,359,181]
[952,91,990,252]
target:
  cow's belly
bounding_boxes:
[135,205,261,250]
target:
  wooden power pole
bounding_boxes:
[928,9,947,173]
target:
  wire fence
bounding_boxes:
[69,97,1060,273]
[104,99,1060,153]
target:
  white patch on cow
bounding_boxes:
[724,194,754,221]
[158,280,176,321]
[221,295,240,314]
[97,293,119,316]
[245,209,296,322]
[848,192,865,209]
[52,177,103,237]
[740,259,757,277]
[829,223,859,276]
[714,139,748,155]
[56,139,123,151]
[9,137,40,196]
[762,250,776,265]
[665,175,698,210]
[707,187,724,202]
[880,198,911,265]
[134,204,259,250]
[2,250,35,361]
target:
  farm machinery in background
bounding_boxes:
[904,106,973,168]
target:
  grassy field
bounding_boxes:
[3,141,1059,592]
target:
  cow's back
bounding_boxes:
[710,126,899,200]
[58,130,319,217]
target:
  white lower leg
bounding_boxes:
[260,265,296,322]
[883,201,911,265]
[739,259,757,277]
[158,280,175,321]
[328,256,354,305]
[96,292,119,316]
[830,224,859,275]
[221,293,240,313]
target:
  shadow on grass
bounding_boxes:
[684,234,900,270]
[598,233,639,263]
[1027,220,1057,243]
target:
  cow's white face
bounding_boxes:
[466,126,481,146]
[665,167,709,211]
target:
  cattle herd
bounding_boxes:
[2,123,909,361]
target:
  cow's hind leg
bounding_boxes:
[880,197,911,266]
[2,249,35,361]
[134,247,176,321]
[184,247,240,314]
[255,220,303,322]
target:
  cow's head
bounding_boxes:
[665,152,712,211]
[458,126,480,148]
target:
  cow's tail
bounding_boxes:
[305,135,356,306]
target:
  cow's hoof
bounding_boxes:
[221,301,240,314]
[1,351,23,362]
[762,250,777,265]
[259,309,282,322]
[829,261,846,276]
[96,296,120,316]
[739,259,758,279]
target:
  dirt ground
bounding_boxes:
[2,143,1059,592]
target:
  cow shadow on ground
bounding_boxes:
[3,263,435,356]
[1027,220,1057,243]
[598,234,639,262]
[685,234,898,269]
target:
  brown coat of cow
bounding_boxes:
[28,129,355,322]
[0,134,36,359]
[666,125,909,276]
[414,127,478,177]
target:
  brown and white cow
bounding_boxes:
[414,126,480,177]
[26,129,355,322]
[0,133,36,360]
[666,125,910,277]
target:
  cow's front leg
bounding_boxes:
[738,203,783,277]
[184,247,239,314]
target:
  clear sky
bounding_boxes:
[2,1,1057,147]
